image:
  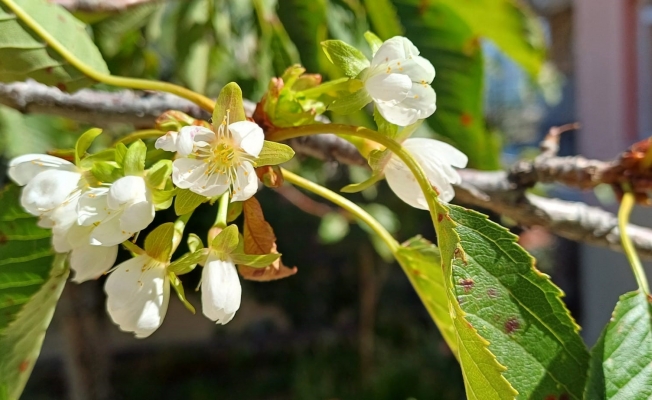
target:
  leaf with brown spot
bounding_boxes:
[239,197,297,281]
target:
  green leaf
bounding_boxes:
[168,272,195,314]
[211,224,239,256]
[226,202,243,223]
[167,249,205,276]
[90,161,121,184]
[277,0,328,73]
[187,233,203,253]
[364,31,384,54]
[317,212,350,244]
[256,141,295,167]
[74,128,102,165]
[146,159,172,189]
[373,107,398,139]
[115,142,128,166]
[328,84,370,114]
[152,188,175,211]
[368,149,390,174]
[0,0,109,91]
[0,184,67,399]
[144,223,175,262]
[585,291,652,399]
[174,189,206,216]
[230,253,281,268]
[79,149,116,170]
[436,203,590,398]
[213,82,246,129]
[361,0,403,39]
[123,139,147,176]
[321,40,370,78]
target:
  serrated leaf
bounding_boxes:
[436,202,590,399]
[211,224,239,256]
[144,223,175,262]
[321,40,370,78]
[256,141,295,167]
[0,0,109,91]
[74,128,102,165]
[213,82,246,129]
[123,139,147,176]
[585,291,652,399]
[174,189,206,216]
[0,184,67,400]
[168,272,195,314]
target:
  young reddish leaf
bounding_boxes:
[239,197,297,281]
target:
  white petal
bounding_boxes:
[193,182,229,198]
[70,243,118,283]
[188,126,215,144]
[365,72,411,104]
[384,159,429,210]
[20,170,81,216]
[77,187,110,226]
[229,121,264,157]
[375,100,419,127]
[231,163,258,202]
[65,223,94,248]
[8,154,76,186]
[52,226,72,253]
[108,176,148,210]
[201,255,241,324]
[90,213,132,246]
[371,36,419,67]
[172,158,208,189]
[105,256,170,338]
[413,56,435,83]
[120,201,154,233]
[403,138,468,169]
[154,131,180,153]
[399,83,437,120]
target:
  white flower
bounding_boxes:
[384,138,468,208]
[105,254,170,338]
[77,175,155,246]
[156,116,264,201]
[362,36,436,126]
[201,253,241,324]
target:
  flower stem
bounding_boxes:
[1,0,216,112]
[122,240,145,256]
[173,211,194,253]
[213,193,230,230]
[113,129,166,146]
[270,125,441,227]
[281,168,400,254]
[618,191,650,294]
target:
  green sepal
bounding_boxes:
[123,140,147,176]
[213,82,246,131]
[167,249,206,275]
[115,143,128,166]
[174,189,207,216]
[340,172,383,193]
[187,233,204,253]
[146,159,173,189]
[227,202,243,223]
[90,161,122,184]
[321,40,370,78]
[75,128,103,165]
[364,31,383,55]
[152,188,175,211]
[168,272,196,314]
[211,224,239,255]
[395,120,424,143]
[230,253,281,268]
[79,149,115,170]
[368,149,391,173]
[373,107,398,139]
[328,83,370,114]
[256,141,295,167]
[144,223,175,262]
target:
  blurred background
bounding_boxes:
[1,0,651,399]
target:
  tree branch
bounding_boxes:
[2,81,651,258]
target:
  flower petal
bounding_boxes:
[172,158,208,189]
[154,131,180,153]
[371,36,419,67]
[384,159,429,210]
[105,256,169,338]
[229,121,264,157]
[120,201,154,233]
[20,170,81,216]
[400,83,437,121]
[364,72,411,104]
[90,213,132,246]
[375,100,419,127]
[403,138,468,169]
[77,187,110,226]
[70,243,118,283]
[8,154,76,186]
[108,176,148,210]
[231,163,258,202]
[413,56,435,82]
[201,255,241,324]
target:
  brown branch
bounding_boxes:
[2,81,652,257]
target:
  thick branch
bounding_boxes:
[2,81,651,257]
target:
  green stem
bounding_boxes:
[1,0,216,112]
[172,211,194,253]
[113,129,166,146]
[618,191,650,294]
[270,124,441,227]
[214,192,230,229]
[122,240,145,255]
[281,168,399,254]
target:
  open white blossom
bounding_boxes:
[77,175,155,246]
[201,253,241,324]
[105,254,170,338]
[362,36,436,126]
[156,116,264,201]
[384,138,468,208]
